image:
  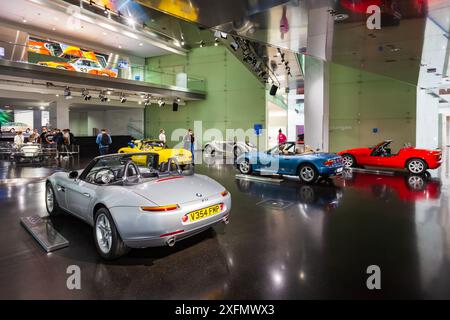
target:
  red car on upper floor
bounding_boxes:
[337,140,442,174]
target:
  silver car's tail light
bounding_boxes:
[220,190,229,197]
[140,204,179,212]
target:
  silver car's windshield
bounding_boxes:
[80,152,192,186]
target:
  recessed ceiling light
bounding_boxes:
[118,45,122,49]
[103,32,107,36]
[22,18,27,23]
[139,43,143,46]
[52,27,56,31]
[333,13,349,22]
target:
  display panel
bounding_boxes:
[27,36,119,78]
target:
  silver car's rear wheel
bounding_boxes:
[94,208,129,260]
[239,159,252,174]
[406,158,426,174]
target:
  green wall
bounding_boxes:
[329,63,416,153]
[144,45,266,147]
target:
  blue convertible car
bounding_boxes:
[236,142,345,184]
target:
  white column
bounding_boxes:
[303,1,333,152]
[304,56,329,151]
[49,100,70,129]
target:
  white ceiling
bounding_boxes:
[0,0,184,58]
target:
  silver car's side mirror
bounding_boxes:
[69,171,78,180]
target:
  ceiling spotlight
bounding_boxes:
[104,6,109,15]
[120,93,127,103]
[176,97,181,103]
[64,87,72,99]
[181,40,185,46]
[199,40,205,48]
[214,38,219,46]
[106,90,112,95]
[127,16,136,27]
[230,41,239,51]
[99,91,108,102]
[143,94,151,106]
[22,18,27,23]
[82,88,91,101]
[158,98,165,107]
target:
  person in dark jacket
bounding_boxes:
[54,128,64,160]
[96,129,112,155]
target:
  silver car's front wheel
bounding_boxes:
[94,208,129,260]
[239,159,252,174]
[96,213,113,254]
[45,183,60,216]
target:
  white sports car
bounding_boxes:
[1,122,31,134]
[204,141,257,157]
[45,152,232,259]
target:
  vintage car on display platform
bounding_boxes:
[204,140,257,157]
[45,152,231,259]
[337,140,442,174]
[118,139,192,167]
[37,58,117,77]
[0,122,31,134]
[236,141,345,184]
[10,143,50,163]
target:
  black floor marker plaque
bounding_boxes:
[20,216,69,252]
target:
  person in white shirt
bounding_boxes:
[14,131,24,147]
[159,129,166,146]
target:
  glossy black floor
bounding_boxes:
[1,156,450,299]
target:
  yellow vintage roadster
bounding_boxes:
[118,139,192,166]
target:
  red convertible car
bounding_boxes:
[337,140,442,174]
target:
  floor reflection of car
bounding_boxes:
[45,152,231,259]
[37,58,117,77]
[342,171,440,202]
[338,140,442,174]
[0,122,31,134]
[236,142,345,184]
[236,178,342,212]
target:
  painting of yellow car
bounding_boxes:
[118,139,192,166]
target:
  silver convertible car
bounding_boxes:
[45,152,232,259]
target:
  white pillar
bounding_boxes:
[303,1,333,152]
[49,100,70,129]
[416,17,446,150]
[304,56,329,152]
